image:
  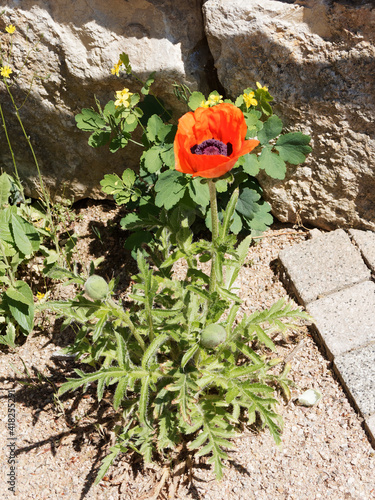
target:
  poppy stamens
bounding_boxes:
[191,139,231,157]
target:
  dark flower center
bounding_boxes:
[191,139,233,156]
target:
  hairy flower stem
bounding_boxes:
[106,298,146,351]
[208,179,219,294]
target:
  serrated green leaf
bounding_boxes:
[154,170,186,210]
[275,132,312,165]
[75,108,105,131]
[142,147,163,173]
[88,130,111,148]
[188,178,209,208]
[122,168,136,187]
[235,188,260,218]
[258,146,286,179]
[146,114,164,142]
[242,154,259,176]
[188,91,206,111]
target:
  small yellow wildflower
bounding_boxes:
[36,292,46,301]
[111,59,122,77]
[207,94,223,106]
[243,91,257,108]
[200,100,209,108]
[5,25,16,34]
[0,66,13,78]
[256,82,268,92]
[114,87,133,108]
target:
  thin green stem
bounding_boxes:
[0,100,22,191]
[4,81,61,257]
[208,179,219,294]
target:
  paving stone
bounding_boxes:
[334,343,375,417]
[306,281,375,359]
[364,414,375,446]
[349,229,375,273]
[279,229,370,305]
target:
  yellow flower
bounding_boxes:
[5,25,16,34]
[207,94,223,106]
[0,66,13,78]
[200,100,209,108]
[114,87,133,108]
[36,292,46,301]
[111,59,122,77]
[243,91,257,108]
[256,82,268,92]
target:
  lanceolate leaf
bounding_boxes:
[4,281,34,334]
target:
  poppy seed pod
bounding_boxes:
[84,275,109,300]
[200,324,227,349]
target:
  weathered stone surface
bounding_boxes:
[349,229,375,272]
[334,343,375,417]
[203,0,375,230]
[278,229,370,305]
[1,1,209,200]
[306,281,375,359]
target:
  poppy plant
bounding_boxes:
[174,102,259,179]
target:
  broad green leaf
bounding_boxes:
[122,168,136,187]
[0,322,16,348]
[142,147,163,173]
[11,214,40,255]
[160,145,175,168]
[88,130,111,148]
[146,114,164,143]
[242,154,259,176]
[235,188,260,218]
[258,146,286,179]
[154,170,186,210]
[75,108,105,131]
[4,281,34,334]
[275,132,312,165]
[188,178,209,209]
[257,115,283,145]
[188,91,206,111]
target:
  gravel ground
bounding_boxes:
[0,201,374,500]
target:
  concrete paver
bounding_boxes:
[334,343,375,417]
[306,280,375,359]
[349,229,375,273]
[278,228,375,448]
[279,229,370,305]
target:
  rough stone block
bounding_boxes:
[349,229,375,273]
[279,229,370,305]
[334,343,375,417]
[306,281,375,359]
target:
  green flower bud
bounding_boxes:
[200,324,227,349]
[84,275,109,300]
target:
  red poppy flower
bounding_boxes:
[174,102,259,178]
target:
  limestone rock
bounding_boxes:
[203,0,375,230]
[0,0,209,201]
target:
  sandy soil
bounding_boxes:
[0,200,374,500]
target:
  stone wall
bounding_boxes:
[0,0,210,200]
[1,0,375,230]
